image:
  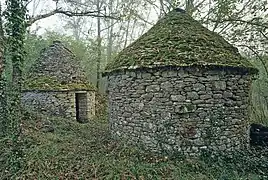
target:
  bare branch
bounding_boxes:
[24,0,34,8]
[26,8,120,27]
[210,18,268,29]
[238,44,268,76]
[132,12,154,26]
[260,31,268,40]
[100,20,118,32]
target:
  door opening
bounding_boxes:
[75,93,88,123]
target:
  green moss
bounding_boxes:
[105,9,258,74]
[23,76,95,91]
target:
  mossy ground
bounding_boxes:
[1,111,267,179]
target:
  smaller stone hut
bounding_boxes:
[22,41,95,122]
[104,9,258,156]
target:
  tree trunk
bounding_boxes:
[185,0,194,16]
[106,0,114,64]
[96,0,102,90]
[123,20,131,49]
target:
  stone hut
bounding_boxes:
[22,41,95,123]
[104,9,258,156]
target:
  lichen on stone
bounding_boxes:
[105,9,258,74]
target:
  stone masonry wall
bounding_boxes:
[107,66,253,156]
[87,91,96,120]
[22,91,95,121]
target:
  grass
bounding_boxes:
[1,112,268,180]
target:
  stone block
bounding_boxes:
[223,91,233,98]
[160,81,173,91]
[187,92,199,100]
[213,81,227,90]
[171,95,186,102]
[193,83,205,91]
[142,72,152,79]
[200,94,212,100]
[146,85,160,92]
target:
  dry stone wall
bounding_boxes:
[86,91,96,120]
[22,91,95,121]
[107,66,253,156]
[22,91,76,120]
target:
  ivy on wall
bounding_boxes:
[0,36,7,138]
[2,0,28,175]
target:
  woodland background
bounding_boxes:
[17,0,267,123]
[0,0,267,179]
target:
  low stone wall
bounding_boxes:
[22,90,95,121]
[107,66,253,156]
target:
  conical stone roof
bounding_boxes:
[24,41,94,91]
[105,8,257,74]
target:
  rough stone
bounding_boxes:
[200,94,212,100]
[213,94,223,99]
[193,83,206,91]
[160,81,173,91]
[106,67,254,157]
[223,91,233,98]
[187,92,199,100]
[171,95,186,102]
[146,85,160,92]
[213,81,227,90]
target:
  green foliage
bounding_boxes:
[23,34,49,76]
[0,70,7,137]
[0,38,7,138]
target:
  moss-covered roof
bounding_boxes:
[25,41,95,91]
[23,76,95,91]
[105,8,257,74]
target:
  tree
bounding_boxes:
[0,35,7,138]
[0,2,7,138]
[96,0,102,90]
[4,0,28,174]
[55,0,156,91]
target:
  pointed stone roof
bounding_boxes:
[105,8,257,74]
[24,41,94,91]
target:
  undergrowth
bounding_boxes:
[0,111,267,180]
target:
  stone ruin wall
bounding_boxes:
[85,91,96,120]
[107,67,253,156]
[22,91,96,121]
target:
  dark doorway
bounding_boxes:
[75,93,88,123]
